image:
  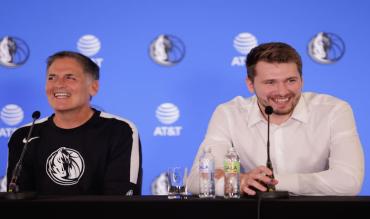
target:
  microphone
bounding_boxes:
[257,106,288,199]
[264,106,275,192]
[6,111,40,199]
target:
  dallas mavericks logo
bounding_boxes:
[151,172,169,195]
[0,36,30,68]
[149,34,185,66]
[46,147,85,185]
[308,32,345,64]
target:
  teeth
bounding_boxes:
[54,92,70,98]
[273,97,289,103]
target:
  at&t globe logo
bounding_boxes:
[0,104,24,138]
[149,34,185,66]
[153,103,182,136]
[156,103,179,124]
[0,36,30,68]
[231,32,258,67]
[308,32,345,64]
[77,34,103,67]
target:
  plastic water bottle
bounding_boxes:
[224,146,240,198]
[199,147,215,198]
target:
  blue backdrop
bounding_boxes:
[0,0,369,195]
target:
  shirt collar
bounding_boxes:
[290,94,309,123]
[246,96,265,127]
[245,94,308,127]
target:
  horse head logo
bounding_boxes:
[46,147,85,185]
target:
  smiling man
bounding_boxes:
[187,42,364,196]
[7,51,142,195]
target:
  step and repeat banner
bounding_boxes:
[1,0,369,195]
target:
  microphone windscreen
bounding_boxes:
[32,111,41,120]
[265,106,273,115]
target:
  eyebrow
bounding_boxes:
[262,76,299,82]
[47,72,78,76]
[286,76,299,80]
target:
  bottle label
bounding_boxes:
[199,160,214,173]
[224,161,240,174]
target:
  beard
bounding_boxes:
[258,92,301,116]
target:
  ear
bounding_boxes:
[246,77,255,93]
[89,80,99,97]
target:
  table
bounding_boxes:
[1,195,369,219]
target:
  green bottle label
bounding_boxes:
[224,161,240,174]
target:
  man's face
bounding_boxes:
[45,57,98,114]
[247,61,303,116]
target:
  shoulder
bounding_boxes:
[215,96,254,112]
[303,92,350,108]
[10,117,48,141]
[302,92,352,115]
[98,111,139,135]
[9,117,48,146]
[207,96,256,125]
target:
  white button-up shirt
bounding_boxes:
[187,92,364,195]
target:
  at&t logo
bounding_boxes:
[0,104,24,138]
[153,103,182,136]
[231,32,258,67]
[77,34,103,67]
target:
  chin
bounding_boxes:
[273,106,294,115]
[274,110,293,116]
[52,105,73,112]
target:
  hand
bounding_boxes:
[240,166,278,195]
[214,168,225,179]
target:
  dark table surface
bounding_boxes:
[1,194,369,219]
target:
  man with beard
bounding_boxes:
[187,42,364,196]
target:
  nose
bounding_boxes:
[53,77,66,87]
[276,82,289,96]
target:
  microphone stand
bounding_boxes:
[256,106,288,199]
[5,111,40,200]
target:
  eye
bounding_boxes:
[66,75,76,80]
[288,78,297,83]
[47,75,55,80]
[264,80,275,85]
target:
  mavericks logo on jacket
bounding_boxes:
[46,147,85,185]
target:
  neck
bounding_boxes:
[53,107,94,129]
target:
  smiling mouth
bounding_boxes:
[54,92,71,99]
[271,97,290,105]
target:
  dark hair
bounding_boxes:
[46,51,100,80]
[246,42,302,82]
